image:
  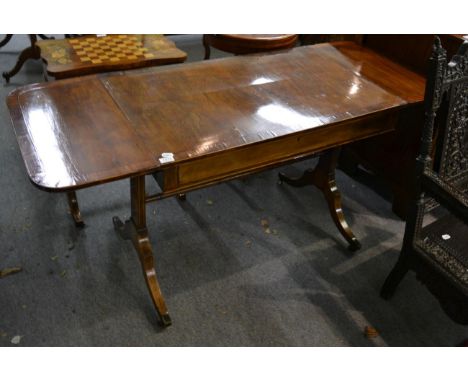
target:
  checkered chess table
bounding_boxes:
[37,34,187,79]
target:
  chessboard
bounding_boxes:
[68,35,157,64]
[37,34,187,79]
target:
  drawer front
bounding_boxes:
[158,111,398,194]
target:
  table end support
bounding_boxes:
[113,176,171,327]
[279,148,361,251]
[67,191,85,227]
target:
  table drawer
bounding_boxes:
[156,111,399,195]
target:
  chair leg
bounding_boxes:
[380,253,410,300]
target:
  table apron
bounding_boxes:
[153,110,399,197]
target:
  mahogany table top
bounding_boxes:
[36,34,187,79]
[7,42,425,192]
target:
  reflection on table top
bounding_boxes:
[7,42,425,191]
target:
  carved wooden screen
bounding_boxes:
[422,38,468,188]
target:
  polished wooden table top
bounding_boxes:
[8,42,425,192]
[36,34,187,79]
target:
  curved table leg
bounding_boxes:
[37,34,54,40]
[2,34,41,83]
[279,148,361,251]
[0,34,13,48]
[67,191,85,227]
[113,175,171,327]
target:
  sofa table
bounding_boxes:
[7,42,425,326]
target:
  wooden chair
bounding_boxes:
[380,37,468,324]
[202,34,298,59]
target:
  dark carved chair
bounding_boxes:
[380,37,468,323]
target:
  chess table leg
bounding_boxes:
[67,191,85,227]
[2,34,41,83]
[37,34,54,40]
[0,34,13,48]
[113,175,171,327]
[279,148,361,251]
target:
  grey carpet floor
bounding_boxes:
[0,34,466,346]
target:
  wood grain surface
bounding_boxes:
[8,42,425,193]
